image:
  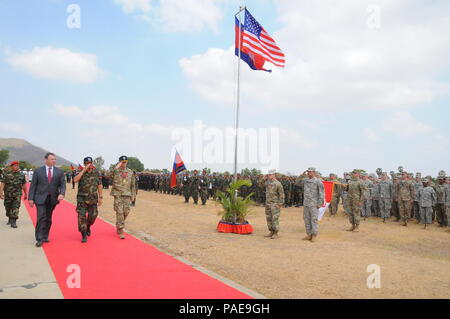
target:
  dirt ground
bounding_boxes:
[64,186,450,299]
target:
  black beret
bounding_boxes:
[83,157,93,163]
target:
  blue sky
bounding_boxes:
[0,0,449,176]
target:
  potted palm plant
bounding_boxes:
[216,179,254,234]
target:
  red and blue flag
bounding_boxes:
[235,8,285,72]
[170,151,187,188]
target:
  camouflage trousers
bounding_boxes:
[114,195,131,230]
[342,196,350,215]
[329,195,340,215]
[265,203,281,232]
[200,188,208,204]
[379,199,392,219]
[4,197,21,220]
[371,199,380,217]
[361,199,372,217]
[413,201,421,221]
[398,200,412,223]
[76,200,98,233]
[348,200,361,226]
[303,206,319,236]
[182,188,190,202]
[447,206,450,228]
[420,207,433,224]
[191,189,199,204]
[435,203,448,226]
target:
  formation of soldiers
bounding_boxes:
[1,160,449,244]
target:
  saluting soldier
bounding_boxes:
[264,170,285,239]
[73,157,102,243]
[108,156,136,239]
[0,161,28,228]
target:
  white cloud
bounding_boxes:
[115,0,224,33]
[180,0,450,112]
[114,0,152,13]
[382,111,432,137]
[7,46,102,83]
[0,123,24,133]
[363,127,380,142]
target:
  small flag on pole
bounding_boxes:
[318,181,335,221]
[170,151,187,188]
[235,8,285,72]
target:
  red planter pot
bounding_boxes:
[217,220,253,235]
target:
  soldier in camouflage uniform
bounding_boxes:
[370,174,380,217]
[360,173,373,219]
[199,170,209,205]
[0,161,27,228]
[435,171,448,227]
[108,156,136,239]
[265,170,285,239]
[346,169,366,232]
[413,173,423,223]
[378,172,393,222]
[341,173,351,215]
[396,171,415,226]
[445,176,450,232]
[329,174,341,216]
[73,157,102,243]
[301,168,324,242]
[181,172,191,203]
[190,170,200,204]
[391,174,400,221]
[131,171,138,206]
[418,179,436,229]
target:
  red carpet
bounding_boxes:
[22,191,252,299]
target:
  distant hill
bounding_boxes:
[0,138,75,167]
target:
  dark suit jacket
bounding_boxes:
[29,166,66,205]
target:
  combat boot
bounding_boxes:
[347,224,355,232]
[302,235,312,240]
[353,225,359,232]
[10,219,17,228]
[310,235,317,242]
[118,229,125,239]
[6,217,11,225]
[81,231,87,243]
[264,231,274,238]
[270,232,279,239]
[86,225,91,237]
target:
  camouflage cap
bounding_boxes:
[268,169,276,174]
[361,172,368,177]
[421,178,428,183]
[416,173,422,178]
[307,167,316,172]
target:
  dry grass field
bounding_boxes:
[64,186,450,299]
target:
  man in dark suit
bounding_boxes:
[28,153,66,247]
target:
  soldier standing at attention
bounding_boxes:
[413,173,423,223]
[445,176,450,232]
[199,170,209,205]
[329,173,341,216]
[396,171,415,227]
[73,157,102,243]
[131,171,138,206]
[0,161,27,228]
[108,156,136,239]
[418,179,436,229]
[435,171,448,227]
[378,172,393,223]
[190,170,200,205]
[181,171,191,203]
[302,168,324,242]
[346,169,366,232]
[360,172,373,220]
[264,169,284,239]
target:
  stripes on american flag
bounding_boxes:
[240,9,285,68]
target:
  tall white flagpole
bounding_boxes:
[234,6,246,183]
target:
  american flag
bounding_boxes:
[239,9,285,68]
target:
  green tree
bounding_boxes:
[202,167,211,174]
[93,156,105,170]
[250,168,261,176]
[0,149,9,166]
[19,161,36,170]
[161,168,170,174]
[127,157,145,172]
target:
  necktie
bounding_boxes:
[48,167,53,184]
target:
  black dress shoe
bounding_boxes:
[43,239,49,243]
[81,231,87,243]
[36,241,43,247]
[10,219,18,228]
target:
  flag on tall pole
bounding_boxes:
[170,151,187,188]
[235,8,285,72]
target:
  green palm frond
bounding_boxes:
[216,180,254,223]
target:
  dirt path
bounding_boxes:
[64,186,450,299]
